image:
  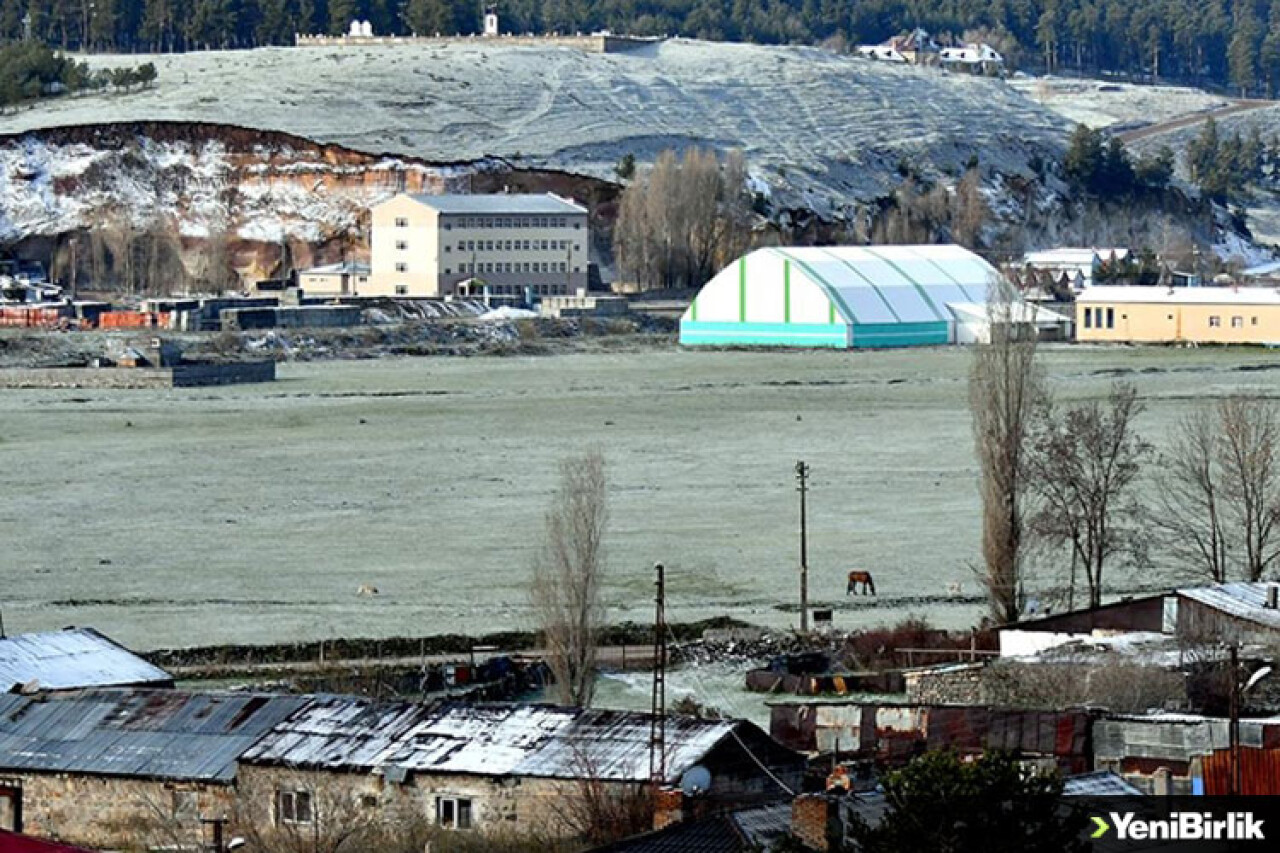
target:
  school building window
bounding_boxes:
[1083,308,1092,329]
[395,240,408,250]
[1209,316,1221,327]
[1105,307,1114,329]
[394,217,408,227]
[1232,316,1244,328]
[395,262,408,273]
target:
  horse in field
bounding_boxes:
[846,570,876,596]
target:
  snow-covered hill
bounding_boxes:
[0,39,1072,215]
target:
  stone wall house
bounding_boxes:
[237,697,805,840]
[0,690,307,847]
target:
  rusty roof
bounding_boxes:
[0,689,308,782]
[0,628,172,692]
[242,698,772,784]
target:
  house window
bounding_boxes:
[395,285,408,296]
[1253,316,1259,325]
[395,240,408,250]
[558,262,566,272]
[574,222,581,229]
[445,268,451,274]
[1232,316,1244,328]
[444,245,451,252]
[395,262,408,273]
[1210,315,1221,327]
[277,790,313,825]
[394,217,408,227]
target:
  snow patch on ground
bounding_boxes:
[479,306,538,320]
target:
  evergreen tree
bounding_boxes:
[1262,1,1280,95]
[1229,0,1261,94]
[405,0,455,35]
[327,0,359,34]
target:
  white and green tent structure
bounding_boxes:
[679,244,1052,348]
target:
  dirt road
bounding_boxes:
[1118,99,1274,143]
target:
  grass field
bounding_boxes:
[3,344,1278,650]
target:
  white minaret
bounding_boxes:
[484,7,499,36]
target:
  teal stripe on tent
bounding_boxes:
[851,321,950,348]
[680,320,849,348]
[769,248,860,324]
[861,246,945,321]
[816,247,902,322]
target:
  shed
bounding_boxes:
[679,245,1042,349]
[0,628,173,693]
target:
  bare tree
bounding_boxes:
[970,277,1045,624]
[1153,409,1230,582]
[1028,382,1151,609]
[1219,395,1280,581]
[531,449,608,707]
[1154,396,1280,583]
[613,147,754,291]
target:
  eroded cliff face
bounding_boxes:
[0,122,613,291]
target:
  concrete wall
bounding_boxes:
[0,773,231,850]
[0,363,275,389]
[293,33,662,53]
[220,306,364,330]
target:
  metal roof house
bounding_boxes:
[0,689,307,844]
[238,698,804,839]
[1174,582,1280,645]
[679,245,1057,349]
[0,628,173,693]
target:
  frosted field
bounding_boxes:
[3,345,1278,651]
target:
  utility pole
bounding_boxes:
[796,461,810,633]
[1229,642,1240,796]
[649,562,667,787]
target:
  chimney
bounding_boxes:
[791,794,842,851]
[1267,584,1278,609]
[652,787,682,831]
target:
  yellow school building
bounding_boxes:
[1076,286,1280,344]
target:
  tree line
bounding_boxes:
[0,1,1277,93]
[972,289,1280,624]
[0,40,154,108]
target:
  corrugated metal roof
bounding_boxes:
[1177,582,1280,629]
[243,698,746,784]
[0,689,307,782]
[404,193,586,215]
[1063,770,1144,796]
[0,628,172,692]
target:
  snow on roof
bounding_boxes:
[1077,285,1280,305]
[945,300,1069,326]
[300,261,370,275]
[1241,260,1280,277]
[0,689,308,782]
[405,193,586,215]
[1024,248,1128,267]
[0,627,173,692]
[1063,770,1144,796]
[242,698,756,784]
[763,244,1000,325]
[1178,582,1280,630]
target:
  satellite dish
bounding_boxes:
[680,765,712,797]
